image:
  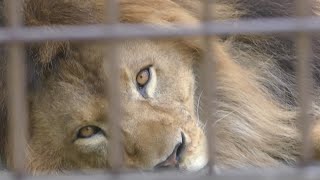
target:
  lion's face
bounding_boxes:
[27,40,207,173]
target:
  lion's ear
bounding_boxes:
[30,42,69,65]
[21,0,102,66]
[23,41,70,94]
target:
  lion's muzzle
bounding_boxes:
[154,132,186,169]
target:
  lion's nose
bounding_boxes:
[154,132,186,169]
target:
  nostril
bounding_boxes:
[154,132,186,169]
[176,132,186,161]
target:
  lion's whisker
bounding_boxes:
[213,111,234,127]
[202,111,234,130]
[196,90,204,124]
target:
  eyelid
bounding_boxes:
[138,65,153,75]
[136,65,153,83]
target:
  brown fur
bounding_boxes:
[1,0,320,174]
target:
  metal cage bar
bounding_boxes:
[3,167,320,180]
[104,0,123,172]
[0,17,320,43]
[202,0,217,175]
[295,0,314,166]
[5,0,28,175]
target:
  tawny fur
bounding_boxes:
[0,0,320,174]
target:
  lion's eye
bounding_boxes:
[136,68,150,87]
[77,126,101,139]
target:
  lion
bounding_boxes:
[1,0,320,175]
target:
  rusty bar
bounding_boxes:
[202,0,217,175]
[104,0,122,172]
[5,0,28,175]
[1,17,320,42]
[295,0,314,166]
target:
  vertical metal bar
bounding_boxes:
[202,0,217,175]
[295,0,314,166]
[104,0,122,172]
[5,0,28,175]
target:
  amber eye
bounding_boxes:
[77,126,101,139]
[136,68,150,87]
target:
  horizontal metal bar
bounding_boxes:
[2,167,320,180]
[1,16,320,43]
